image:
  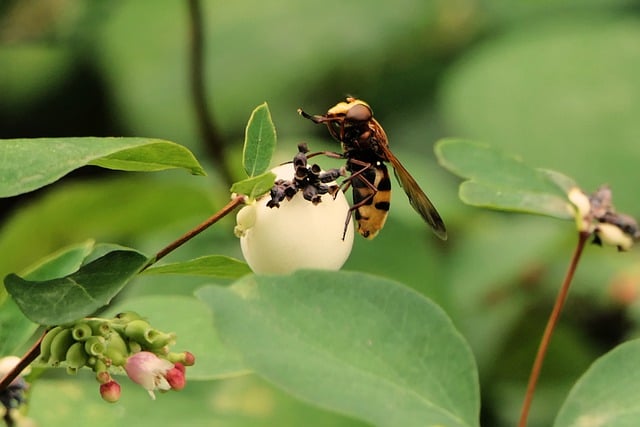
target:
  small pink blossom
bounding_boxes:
[124,351,185,399]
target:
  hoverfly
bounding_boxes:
[298,97,447,240]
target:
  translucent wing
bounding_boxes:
[381,145,447,240]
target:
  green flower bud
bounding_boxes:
[39,326,64,364]
[104,332,129,367]
[123,319,152,342]
[86,319,112,337]
[66,342,89,369]
[71,322,93,341]
[124,319,173,349]
[49,327,75,366]
[93,359,109,380]
[84,336,107,357]
[127,340,142,353]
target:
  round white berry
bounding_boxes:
[237,164,354,274]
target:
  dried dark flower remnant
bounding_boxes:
[267,143,344,208]
[569,185,640,251]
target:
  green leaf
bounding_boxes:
[440,17,640,210]
[230,171,276,199]
[242,103,277,177]
[554,339,640,426]
[144,255,251,279]
[0,299,38,356]
[103,295,247,380]
[0,240,98,353]
[4,247,148,326]
[435,139,574,219]
[196,270,480,427]
[0,137,205,198]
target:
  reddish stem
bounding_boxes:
[518,231,590,427]
[0,331,45,391]
[149,194,245,266]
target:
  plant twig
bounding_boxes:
[0,330,45,392]
[187,0,234,186]
[518,231,590,427]
[148,194,245,267]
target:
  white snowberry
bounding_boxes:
[237,164,354,274]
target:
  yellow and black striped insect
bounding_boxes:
[298,97,447,240]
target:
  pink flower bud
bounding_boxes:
[165,366,186,391]
[100,380,121,403]
[183,352,195,366]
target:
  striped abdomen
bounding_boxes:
[351,162,391,239]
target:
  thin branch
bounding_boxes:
[0,330,45,392]
[187,0,234,185]
[148,194,245,267]
[518,231,590,427]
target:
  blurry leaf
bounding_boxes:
[230,172,276,199]
[5,247,148,326]
[435,139,573,219]
[29,373,370,427]
[441,17,640,209]
[243,103,277,177]
[0,299,37,356]
[103,295,247,380]
[0,137,205,197]
[0,45,72,111]
[197,271,480,427]
[144,255,251,279]
[554,339,640,426]
[20,240,96,282]
[0,177,217,282]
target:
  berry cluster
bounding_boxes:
[267,143,344,208]
[38,312,195,402]
[570,185,640,251]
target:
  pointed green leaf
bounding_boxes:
[0,137,205,198]
[196,271,480,427]
[435,139,574,219]
[0,240,98,353]
[230,171,276,199]
[4,247,148,326]
[144,255,251,279]
[242,103,277,177]
[555,339,640,426]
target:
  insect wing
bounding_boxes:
[381,146,447,240]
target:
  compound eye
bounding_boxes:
[345,103,372,122]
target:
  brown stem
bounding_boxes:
[518,231,590,427]
[187,0,234,186]
[0,330,45,392]
[148,194,245,267]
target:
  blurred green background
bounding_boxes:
[2,0,640,426]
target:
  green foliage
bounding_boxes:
[197,271,480,427]
[242,103,277,177]
[2,2,640,426]
[0,137,205,197]
[5,245,148,325]
[435,139,574,219]
[229,171,277,199]
[555,339,640,426]
[144,255,251,279]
